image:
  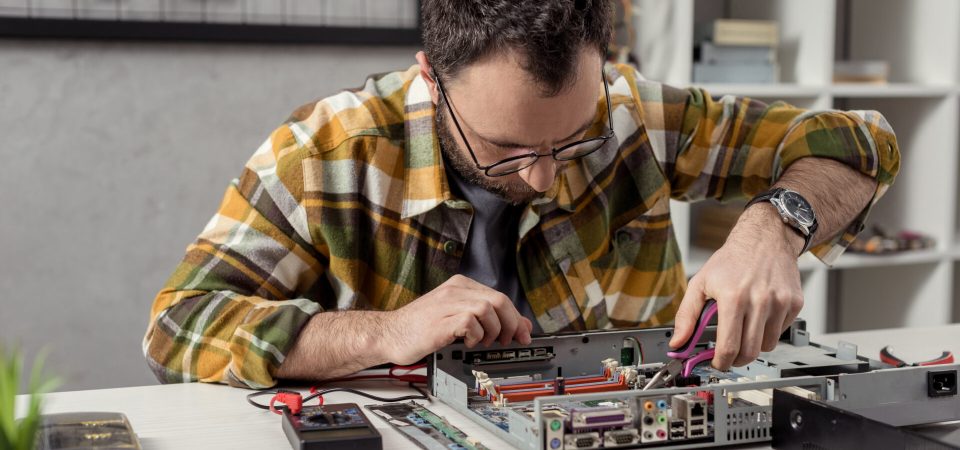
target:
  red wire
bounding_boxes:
[919,353,955,366]
[392,363,427,371]
[269,395,281,415]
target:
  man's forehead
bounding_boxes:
[446,50,603,145]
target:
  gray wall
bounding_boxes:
[0,39,418,391]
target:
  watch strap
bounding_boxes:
[745,188,815,255]
[744,188,783,210]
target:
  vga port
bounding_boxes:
[564,432,600,450]
[603,429,639,447]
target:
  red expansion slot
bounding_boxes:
[499,379,628,402]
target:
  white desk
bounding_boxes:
[17,324,960,450]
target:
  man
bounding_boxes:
[144,0,899,388]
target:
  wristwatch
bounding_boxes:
[745,188,818,255]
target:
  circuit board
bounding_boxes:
[431,320,960,450]
[366,402,489,450]
[464,360,723,447]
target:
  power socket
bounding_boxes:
[927,370,958,398]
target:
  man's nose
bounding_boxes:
[518,155,557,192]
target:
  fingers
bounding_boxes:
[457,275,530,346]
[521,317,533,333]
[440,275,530,347]
[734,300,767,367]
[669,275,707,349]
[465,298,502,347]
[515,317,533,345]
[448,314,485,348]
[780,294,804,336]
[711,294,745,371]
[484,292,524,347]
[761,297,790,352]
[722,290,799,368]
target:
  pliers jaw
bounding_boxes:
[642,359,684,390]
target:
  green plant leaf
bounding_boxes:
[0,345,21,448]
[0,416,13,450]
[0,344,58,450]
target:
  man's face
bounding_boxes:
[431,47,604,205]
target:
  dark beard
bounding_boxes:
[434,99,541,206]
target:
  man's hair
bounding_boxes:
[421,0,613,96]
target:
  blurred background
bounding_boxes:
[0,0,957,391]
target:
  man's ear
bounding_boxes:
[415,51,440,105]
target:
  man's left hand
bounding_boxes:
[669,203,805,370]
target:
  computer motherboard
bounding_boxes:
[430,320,960,449]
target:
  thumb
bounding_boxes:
[670,275,707,349]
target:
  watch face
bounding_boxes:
[781,191,815,226]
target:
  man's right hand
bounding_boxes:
[380,275,534,365]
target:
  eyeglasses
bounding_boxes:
[434,68,616,177]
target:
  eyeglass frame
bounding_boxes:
[433,68,616,177]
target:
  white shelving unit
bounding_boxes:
[634,0,960,335]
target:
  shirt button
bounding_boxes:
[443,240,459,255]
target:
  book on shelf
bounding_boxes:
[693,62,779,84]
[693,19,781,84]
[699,42,776,64]
[698,19,780,48]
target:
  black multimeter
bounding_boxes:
[281,403,382,450]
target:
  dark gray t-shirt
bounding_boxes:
[444,164,543,334]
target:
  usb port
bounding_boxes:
[690,419,704,426]
[501,351,516,359]
[690,429,705,436]
[518,350,532,358]
[486,352,500,360]
[534,348,547,356]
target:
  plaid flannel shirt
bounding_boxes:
[143,64,900,388]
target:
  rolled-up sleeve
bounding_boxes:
[143,125,328,389]
[657,84,900,264]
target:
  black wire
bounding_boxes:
[247,382,428,412]
[246,390,278,411]
[304,382,428,403]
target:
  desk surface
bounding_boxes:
[17,324,960,450]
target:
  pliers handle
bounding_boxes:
[880,345,954,368]
[644,299,719,390]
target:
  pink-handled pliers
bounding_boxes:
[642,299,718,390]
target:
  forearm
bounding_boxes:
[275,310,393,381]
[735,157,877,253]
